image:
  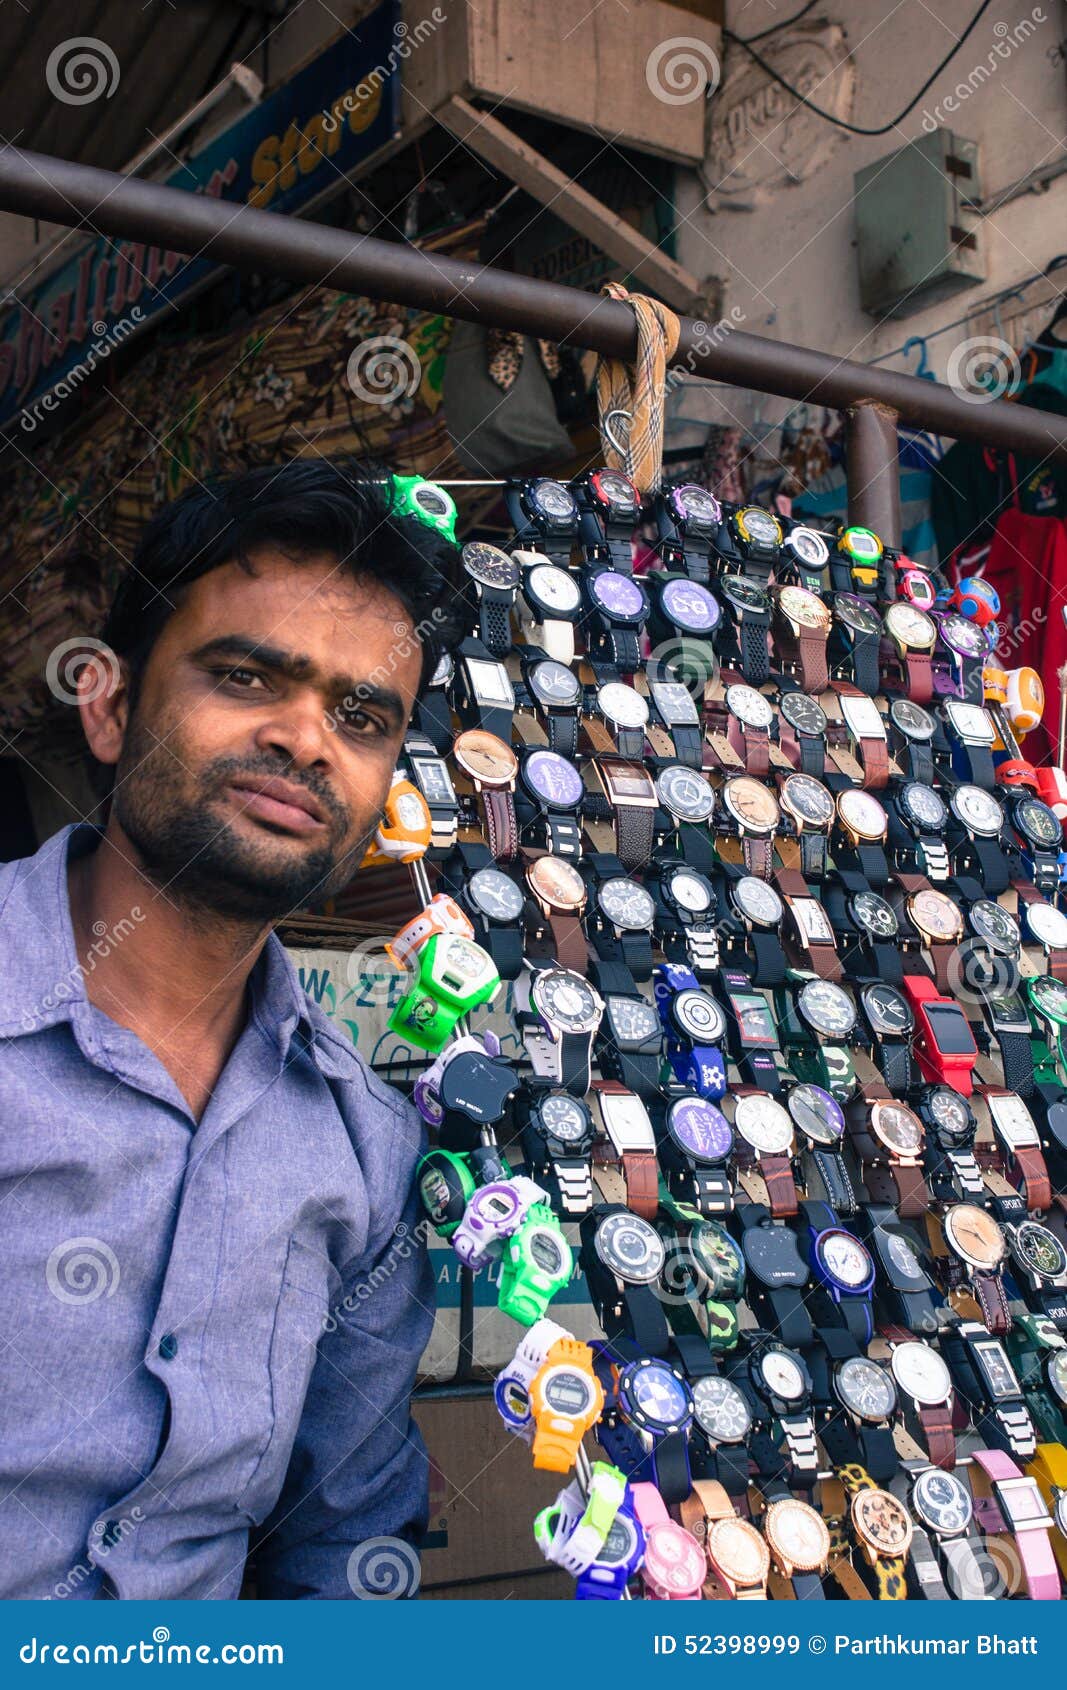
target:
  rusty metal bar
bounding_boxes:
[1,144,1066,463]
[845,400,904,544]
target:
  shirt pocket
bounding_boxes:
[234,1234,331,1525]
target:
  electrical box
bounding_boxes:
[854,129,984,320]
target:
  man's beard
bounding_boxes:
[110,706,373,922]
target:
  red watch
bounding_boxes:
[901,974,979,1096]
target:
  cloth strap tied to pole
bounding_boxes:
[594,282,681,495]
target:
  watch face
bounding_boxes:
[437,935,494,984]
[839,694,887,740]
[732,875,784,928]
[733,1094,793,1155]
[461,540,519,589]
[529,660,581,707]
[607,995,660,1043]
[798,978,856,1038]
[926,1086,974,1141]
[939,612,988,657]
[758,1347,805,1401]
[781,773,834,827]
[721,576,770,615]
[707,1518,770,1588]
[943,1203,1006,1271]
[776,584,830,629]
[836,788,888,841]
[945,700,995,744]
[786,1082,845,1146]
[598,681,649,731]
[890,1340,951,1405]
[792,897,835,945]
[922,1001,979,1055]
[779,690,828,736]
[969,898,1020,954]
[819,1230,874,1292]
[530,478,577,522]
[912,1467,973,1537]
[725,683,775,729]
[833,592,882,636]
[1014,795,1061,849]
[626,1359,692,1429]
[671,484,721,527]
[850,889,899,939]
[736,506,782,547]
[544,1368,594,1417]
[885,1232,925,1282]
[429,652,454,689]
[869,1101,924,1157]
[534,968,600,1032]
[468,867,524,922]
[840,525,883,562]
[592,469,640,512]
[657,763,715,824]
[666,868,714,915]
[727,992,779,1050]
[861,981,914,1036]
[410,755,457,806]
[538,1092,589,1144]
[721,776,780,834]
[885,600,936,647]
[973,1339,1019,1401]
[599,760,657,806]
[693,1375,752,1442]
[763,1499,830,1572]
[836,1355,896,1418]
[465,657,516,709]
[526,852,586,912]
[527,562,581,613]
[453,729,519,785]
[661,577,720,633]
[901,781,947,833]
[786,526,830,569]
[594,1210,664,1284]
[592,570,647,621]
[1012,1220,1067,1280]
[889,696,936,741]
[1030,973,1067,1023]
[650,681,701,729]
[1026,899,1067,948]
[672,987,726,1041]
[523,749,584,808]
[1048,1349,1067,1405]
[598,877,655,932]
[951,783,1004,836]
[909,887,963,943]
[669,1096,733,1161]
[852,1489,913,1557]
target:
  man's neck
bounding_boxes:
[66,822,270,1053]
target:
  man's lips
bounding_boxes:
[226,777,329,835]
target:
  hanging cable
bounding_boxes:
[722,0,996,137]
[733,1,820,45]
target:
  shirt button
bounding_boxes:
[158,1333,178,1360]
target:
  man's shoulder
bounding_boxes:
[300,991,425,1161]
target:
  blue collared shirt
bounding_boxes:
[0,823,434,1599]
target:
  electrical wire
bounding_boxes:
[722,0,996,137]
[732,0,820,44]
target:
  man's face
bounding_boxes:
[105,548,424,920]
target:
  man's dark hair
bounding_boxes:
[100,454,464,707]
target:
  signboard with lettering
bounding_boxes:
[1,3,402,432]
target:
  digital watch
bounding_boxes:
[389,932,501,1052]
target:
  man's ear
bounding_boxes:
[75,646,129,769]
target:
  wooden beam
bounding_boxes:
[434,95,703,313]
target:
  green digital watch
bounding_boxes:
[533,1461,627,1572]
[390,932,501,1052]
[416,1148,477,1239]
[391,473,458,542]
[497,1202,573,1324]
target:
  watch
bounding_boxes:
[630,1481,707,1599]
[941,1321,1037,1460]
[940,1206,1012,1336]
[516,746,585,859]
[786,1081,855,1218]
[759,1484,831,1600]
[942,698,998,790]
[720,682,773,778]
[572,466,641,569]
[655,960,727,1096]
[698,1486,772,1599]
[533,1461,628,1576]
[646,663,704,770]
[524,849,588,973]
[518,647,582,759]
[655,482,723,583]
[452,727,520,862]
[520,1088,595,1218]
[830,592,883,697]
[936,611,992,703]
[528,1336,604,1471]
[837,688,889,791]
[589,1082,660,1224]
[517,557,582,664]
[981,1086,1050,1207]
[802,1199,877,1348]
[881,1324,958,1467]
[591,756,658,874]
[969,1446,1060,1599]
[857,1214,940,1340]
[584,858,655,981]
[777,688,828,779]
[774,867,841,978]
[592,968,662,1096]
[902,972,980,1095]
[771,583,832,695]
[888,780,950,882]
[778,771,834,881]
[645,575,722,688]
[403,730,460,852]
[946,781,1009,892]
[719,775,780,880]
[518,964,604,1095]
[581,566,649,673]
[671,1341,752,1492]
[733,1330,818,1483]
[1008,791,1063,896]
[460,540,520,656]
[726,504,783,578]
[717,575,772,685]
[809,1328,898,1484]
[733,1204,812,1350]
[833,1463,913,1598]
[716,870,787,985]
[580,1204,668,1357]
[917,1084,985,1205]
[888,695,938,785]
[451,1175,548,1270]
[857,980,917,1094]
[655,1090,735,1218]
[452,635,516,742]
[389,932,501,1052]
[894,1463,988,1600]
[1015,880,1067,980]
[497,1202,574,1325]
[505,475,580,564]
[833,787,890,888]
[780,523,831,594]
[883,600,937,705]
[612,1354,695,1503]
[846,1089,929,1218]
[652,862,721,977]
[716,969,785,1093]
[831,524,883,597]
[440,842,525,978]
[587,679,650,761]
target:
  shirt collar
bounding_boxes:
[0,822,335,1072]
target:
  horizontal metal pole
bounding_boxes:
[2,144,1066,461]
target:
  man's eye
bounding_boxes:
[218,667,267,689]
[340,708,385,737]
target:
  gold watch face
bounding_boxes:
[453,729,519,786]
[764,1498,830,1572]
[707,1516,770,1586]
[836,788,888,841]
[722,776,780,834]
[526,853,586,912]
[870,1101,924,1157]
[776,584,831,630]
[851,1488,913,1557]
[598,759,657,807]
[909,888,964,943]
[944,1202,1006,1271]
[885,601,936,650]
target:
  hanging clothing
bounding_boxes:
[931,383,1067,565]
[980,509,1067,763]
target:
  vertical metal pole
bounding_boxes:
[844,398,903,546]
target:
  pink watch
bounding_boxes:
[971,1448,1061,1599]
[631,1482,705,1600]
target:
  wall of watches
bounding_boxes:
[375,466,1067,1601]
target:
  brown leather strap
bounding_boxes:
[622,1150,660,1220]
[484,790,518,861]
[891,1160,929,1219]
[827,1552,873,1600]
[775,866,842,980]
[762,1154,798,1217]
[904,651,934,705]
[726,713,770,778]
[1011,1144,1052,1212]
[857,733,889,790]
[918,1401,957,1471]
[797,627,829,694]
[644,724,677,759]
[742,835,774,879]
[930,942,955,994]
[581,716,616,755]
[548,910,589,974]
[973,1271,1011,1335]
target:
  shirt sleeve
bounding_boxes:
[248,1144,435,1600]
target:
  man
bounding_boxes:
[0,457,464,1599]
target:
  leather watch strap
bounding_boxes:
[918,1402,957,1470]
[797,627,829,694]
[973,1271,1012,1335]
[622,1150,660,1221]
[904,651,934,705]
[547,909,589,974]
[484,789,518,861]
[761,1153,798,1217]
[615,802,655,874]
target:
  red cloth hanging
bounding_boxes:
[982,509,1067,763]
